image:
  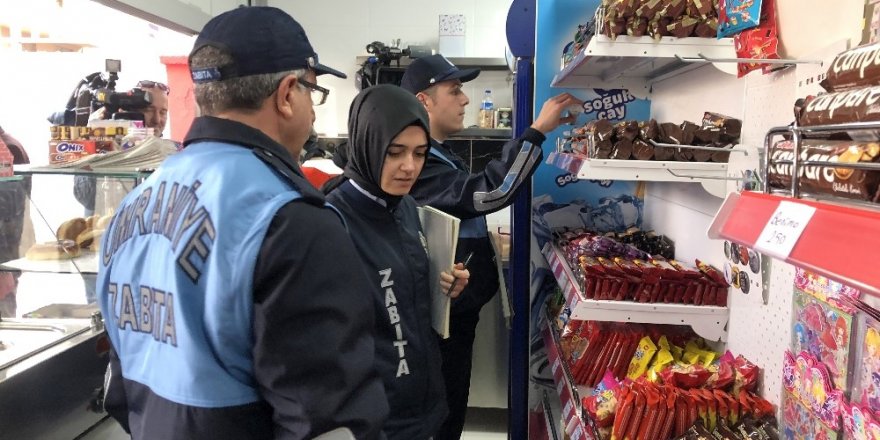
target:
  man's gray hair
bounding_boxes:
[189,45,305,115]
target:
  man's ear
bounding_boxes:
[274,74,298,118]
[415,91,431,109]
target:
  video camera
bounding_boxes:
[355,40,432,90]
[48,59,151,126]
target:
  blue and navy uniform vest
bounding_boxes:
[97,141,302,407]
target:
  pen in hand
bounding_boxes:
[445,251,474,297]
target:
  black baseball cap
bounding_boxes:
[189,6,346,83]
[400,54,480,93]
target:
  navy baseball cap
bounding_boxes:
[400,54,480,93]
[189,6,346,83]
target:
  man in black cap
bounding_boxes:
[401,54,580,440]
[97,7,388,439]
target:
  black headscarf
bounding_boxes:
[325,85,429,206]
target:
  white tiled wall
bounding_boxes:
[269,0,514,136]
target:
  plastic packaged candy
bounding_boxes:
[628,335,659,380]
[717,0,763,38]
[733,0,779,77]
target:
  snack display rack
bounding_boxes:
[541,391,561,440]
[709,121,880,299]
[551,36,737,96]
[542,307,597,440]
[546,151,731,198]
[543,242,730,342]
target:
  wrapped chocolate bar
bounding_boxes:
[661,0,688,19]
[693,127,722,144]
[710,144,732,163]
[649,17,675,39]
[632,139,655,160]
[798,85,880,127]
[821,43,880,93]
[667,16,699,38]
[636,0,665,20]
[687,0,714,19]
[702,112,742,143]
[585,118,616,142]
[614,0,639,18]
[691,145,714,162]
[626,17,649,37]
[593,139,615,159]
[656,123,681,160]
[638,119,660,141]
[615,120,640,141]
[680,121,700,145]
[693,16,719,38]
[768,139,880,202]
[675,147,694,162]
[659,122,683,144]
[612,139,634,160]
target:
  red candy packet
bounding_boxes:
[734,0,780,77]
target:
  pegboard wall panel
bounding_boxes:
[724,68,798,408]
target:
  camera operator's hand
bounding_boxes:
[88,107,108,123]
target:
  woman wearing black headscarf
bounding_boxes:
[325,85,469,440]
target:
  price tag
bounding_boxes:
[754,201,817,259]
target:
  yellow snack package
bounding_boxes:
[626,336,658,380]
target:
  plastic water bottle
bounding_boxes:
[479,89,495,128]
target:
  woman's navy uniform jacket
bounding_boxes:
[327,181,447,440]
[325,85,448,440]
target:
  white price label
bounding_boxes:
[754,201,817,259]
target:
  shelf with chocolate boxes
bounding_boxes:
[542,239,730,343]
[549,114,748,198]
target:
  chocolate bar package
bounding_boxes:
[626,17,650,37]
[649,17,674,39]
[636,0,665,20]
[680,121,700,145]
[798,85,880,127]
[593,139,615,159]
[691,145,714,162]
[821,42,880,93]
[612,139,634,160]
[638,119,660,141]
[702,112,742,143]
[633,139,655,160]
[661,0,688,19]
[693,16,719,38]
[615,120,640,141]
[688,0,714,19]
[667,16,699,38]
[768,139,880,202]
[711,144,732,163]
[693,127,722,144]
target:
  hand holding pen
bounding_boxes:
[439,251,473,298]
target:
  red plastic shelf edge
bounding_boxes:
[711,191,880,298]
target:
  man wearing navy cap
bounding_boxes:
[401,54,580,440]
[97,7,388,439]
